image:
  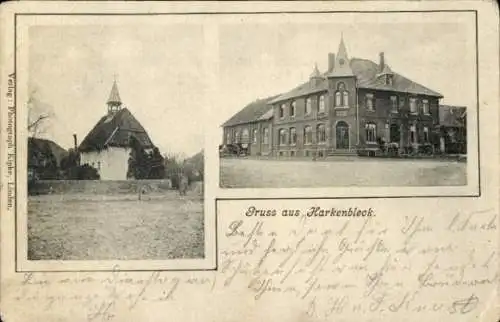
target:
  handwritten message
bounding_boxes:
[4,204,498,322]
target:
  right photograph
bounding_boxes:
[218,19,475,189]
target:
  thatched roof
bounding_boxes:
[78,108,154,152]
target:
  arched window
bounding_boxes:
[365,123,377,143]
[366,94,374,111]
[279,104,286,118]
[317,124,326,143]
[253,129,258,143]
[335,82,349,107]
[262,128,269,144]
[318,95,326,113]
[390,96,398,113]
[235,131,241,143]
[290,127,297,145]
[399,96,405,109]
[279,128,287,145]
[335,92,342,107]
[305,98,312,115]
[410,98,418,114]
[422,100,430,115]
[304,126,312,144]
[290,101,296,117]
[423,126,429,142]
[242,128,250,142]
[410,124,418,143]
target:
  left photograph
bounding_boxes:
[19,21,212,270]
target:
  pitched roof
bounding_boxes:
[107,80,122,105]
[221,95,280,127]
[269,79,328,104]
[270,57,443,104]
[351,58,442,97]
[79,108,154,152]
[439,105,467,127]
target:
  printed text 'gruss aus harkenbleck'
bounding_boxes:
[245,206,375,217]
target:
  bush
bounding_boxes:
[64,164,100,180]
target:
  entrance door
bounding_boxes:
[390,123,400,143]
[336,121,349,149]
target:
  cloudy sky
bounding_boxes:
[27,12,475,154]
[218,19,476,130]
[29,24,206,157]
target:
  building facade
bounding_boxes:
[78,80,155,180]
[221,96,276,156]
[222,36,448,158]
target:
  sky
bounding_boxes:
[217,21,476,132]
[29,24,206,157]
[27,13,475,154]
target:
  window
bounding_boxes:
[423,126,429,142]
[335,92,342,107]
[253,129,258,144]
[366,94,374,111]
[304,126,312,144]
[242,128,250,142]
[279,128,287,145]
[390,96,398,113]
[262,128,269,144]
[226,133,231,144]
[235,131,241,143]
[410,98,418,114]
[422,100,430,115]
[335,82,349,107]
[317,124,326,143]
[290,101,296,117]
[290,127,297,145]
[365,123,377,143]
[279,104,285,118]
[318,95,325,113]
[97,161,101,170]
[410,124,417,143]
[305,98,312,115]
[399,96,405,109]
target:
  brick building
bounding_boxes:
[222,36,451,157]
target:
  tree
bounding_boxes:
[27,89,54,138]
[126,136,166,179]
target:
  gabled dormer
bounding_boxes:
[309,63,323,87]
[376,52,394,86]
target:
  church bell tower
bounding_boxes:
[107,77,122,115]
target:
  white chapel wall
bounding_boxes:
[80,147,131,180]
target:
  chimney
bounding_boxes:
[379,52,385,72]
[328,53,335,72]
[73,134,78,150]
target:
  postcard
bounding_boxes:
[0,1,498,322]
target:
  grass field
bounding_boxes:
[28,191,204,260]
[220,157,467,188]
